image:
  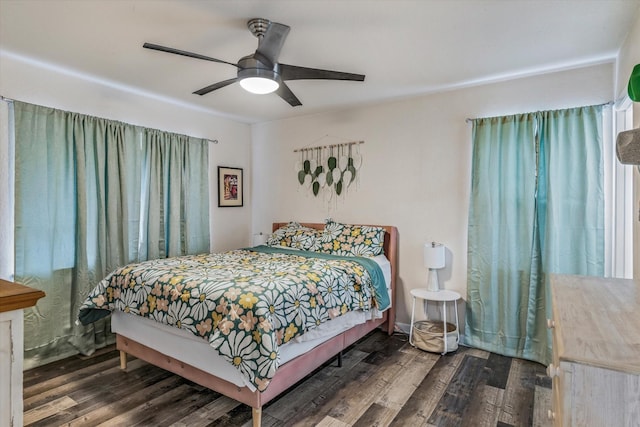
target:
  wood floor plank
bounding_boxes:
[23,356,121,400]
[352,402,397,427]
[23,358,146,411]
[486,352,513,389]
[23,347,119,388]
[361,333,408,365]
[23,396,78,425]
[133,387,220,426]
[20,330,553,427]
[324,337,419,425]
[460,385,505,427]
[497,357,541,426]
[314,416,350,427]
[169,395,241,427]
[60,359,155,408]
[459,346,491,359]
[282,333,393,426]
[32,366,178,427]
[205,402,253,427]
[94,383,192,426]
[264,349,370,424]
[374,348,438,410]
[532,384,553,427]
[294,355,381,426]
[388,350,468,427]
[427,354,488,425]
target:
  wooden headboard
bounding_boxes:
[272,222,398,334]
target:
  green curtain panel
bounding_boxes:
[537,106,604,276]
[464,105,604,365]
[139,129,210,260]
[464,113,540,361]
[13,101,210,366]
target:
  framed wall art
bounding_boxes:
[218,166,243,207]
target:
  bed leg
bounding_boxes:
[119,350,127,370]
[337,351,343,368]
[252,407,262,427]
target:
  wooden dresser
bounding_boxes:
[548,274,640,426]
[0,279,45,427]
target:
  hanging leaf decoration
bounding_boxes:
[295,141,362,204]
[352,153,362,168]
[328,156,337,170]
[339,155,348,170]
[348,165,357,182]
[332,168,342,183]
[342,170,352,187]
[317,172,326,187]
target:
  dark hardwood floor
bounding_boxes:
[23,331,552,427]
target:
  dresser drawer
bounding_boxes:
[550,274,640,427]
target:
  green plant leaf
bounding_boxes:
[313,181,320,196]
[298,170,306,185]
[303,160,310,173]
[335,180,343,195]
[326,172,333,186]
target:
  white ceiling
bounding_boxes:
[1,0,639,124]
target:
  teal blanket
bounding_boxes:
[250,245,390,310]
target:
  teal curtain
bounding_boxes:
[537,106,604,276]
[464,105,604,365]
[13,101,210,366]
[139,129,210,260]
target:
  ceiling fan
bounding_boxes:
[143,18,366,106]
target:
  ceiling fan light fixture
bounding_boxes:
[237,64,280,95]
[240,76,279,94]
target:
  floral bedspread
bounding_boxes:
[78,246,388,391]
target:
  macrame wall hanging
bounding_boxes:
[294,139,364,209]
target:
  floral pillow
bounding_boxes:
[266,222,321,251]
[318,220,385,257]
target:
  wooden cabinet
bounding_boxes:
[548,275,640,427]
[0,279,45,427]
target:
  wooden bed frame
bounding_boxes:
[116,222,398,427]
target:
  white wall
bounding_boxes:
[252,63,614,330]
[0,48,621,331]
[616,11,640,279]
[0,53,253,252]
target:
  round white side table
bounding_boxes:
[409,288,461,354]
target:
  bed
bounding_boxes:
[79,221,398,427]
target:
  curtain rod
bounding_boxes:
[465,101,615,124]
[1,95,15,103]
[293,140,364,153]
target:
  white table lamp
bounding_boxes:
[253,232,268,246]
[424,242,445,291]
